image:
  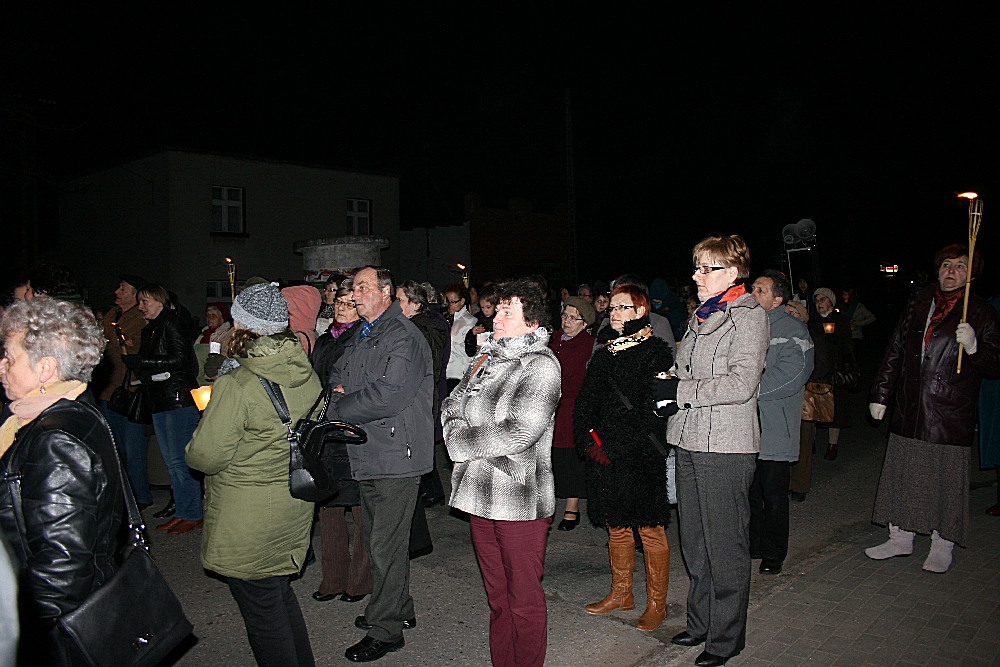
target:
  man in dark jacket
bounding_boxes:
[328,267,434,662]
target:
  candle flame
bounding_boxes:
[958,192,978,200]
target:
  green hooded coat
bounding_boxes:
[186,332,322,579]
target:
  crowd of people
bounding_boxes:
[0,235,998,666]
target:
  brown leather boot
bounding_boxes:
[636,543,670,631]
[585,542,635,614]
[824,443,838,460]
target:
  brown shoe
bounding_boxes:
[823,444,838,460]
[156,517,183,532]
[586,536,635,615]
[636,544,670,631]
[167,519,204,534]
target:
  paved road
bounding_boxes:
[151,390,1000,666]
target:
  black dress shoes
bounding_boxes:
[341,593,367,603]
[344,636,404,662]
[152,499,175,519]
[695,650,735,666]
[759,558,783,574]
[355,615,416,631]
[408,544,434,560]
[312,591,340,602]
[671,631,706,647]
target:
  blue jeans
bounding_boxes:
[152,407,203,521]
[99,400,153,504]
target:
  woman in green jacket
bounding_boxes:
[186,282,322,667]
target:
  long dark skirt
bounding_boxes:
[872,433,969,545]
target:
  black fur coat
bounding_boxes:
[574,316,674,528]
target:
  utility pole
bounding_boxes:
[565,87,578,286]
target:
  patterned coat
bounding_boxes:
[443,329,561,522]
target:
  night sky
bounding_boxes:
[4,7,998,299]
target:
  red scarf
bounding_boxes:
[923,287,964,349]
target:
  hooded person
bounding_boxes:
[648,278,686,341]
[282,285,322,355]
[186,281,322,667]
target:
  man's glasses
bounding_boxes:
[693,266,727,275]
[608,304,636,313]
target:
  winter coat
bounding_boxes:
[845,301,876,340]
[310,321,359,385]
[548,328,594,449]
[871,285,1000,447]
[574,317,674,528]
[428,308,452,442]
[446,306,478,380]
[186,332,321,579]
[758,307,814,461]
[667,292,769,453]
[132,309,198,412]
[594,310,676,352]
[464,310,494,358]
[282,285,322,354]
[410,310,448,418]
[443,329,561,522]
[327,302,435,480]
[0,394,123,661]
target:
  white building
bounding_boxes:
[57,149,400,308]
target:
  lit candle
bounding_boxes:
[191,385,213,411]
[823,321,835,334]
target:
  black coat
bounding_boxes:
[574,317,674,528]
[132,309,198,412]
[0,394,124,663]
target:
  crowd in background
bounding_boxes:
[1,237,999,667]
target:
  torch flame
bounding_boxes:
[225,257,232,263]
[456,263,467,270]
[958,192,978,200]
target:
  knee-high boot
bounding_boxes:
[585,527,635,614]
[636,527,670,631]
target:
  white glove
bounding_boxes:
[869,403,886,420]
[956,323,978,355]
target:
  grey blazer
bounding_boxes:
[667,292,769,454]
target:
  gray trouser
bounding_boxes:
[359,476,421,642]
[676,448,756,658]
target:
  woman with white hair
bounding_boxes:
[0,298,123,665]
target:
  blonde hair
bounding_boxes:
[692,234,751,280]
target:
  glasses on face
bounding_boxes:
[324,287,337,293]
[446,298,463,305]
[560,313,584,322]
[335,299,356,308]
[608,304,636,313]
[693,265,727,275]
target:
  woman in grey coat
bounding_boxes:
[650,234,769,667]
[443,279,561,667]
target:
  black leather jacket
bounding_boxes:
[0,394,123,632]
[133,309,197,412]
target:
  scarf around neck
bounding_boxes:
[696,284,746,323]
[329,318,358,340]
[1,380,87,457]
[604,317,653,355]
[924,286,965,348]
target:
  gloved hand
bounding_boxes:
[649,375,679,402]
[869,403,886,420]
[586,443,611,466]
[956,323,978,355]
[203,353,224,379]
[121,354,140,370]
[651,399,680,418]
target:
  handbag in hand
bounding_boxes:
[258,379,367,503]
[55,406,193,667]
[107,369,134,418]
[125,382,153,425]
[802,381,835,423]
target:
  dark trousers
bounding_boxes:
[227,576,315,667]
[409,498,432,553]
[748,459,791,562]
[470,515,551,667]
[359,476,420,643]
[99,400,152,504]
[676,448,755,658]
[318,506,371,596]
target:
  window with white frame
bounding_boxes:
[212,186,245,233]
[347,198,371,235]
[206,279,247,302]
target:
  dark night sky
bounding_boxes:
[4,6,999,298]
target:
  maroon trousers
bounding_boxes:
[470,515,551,667]
[317,506,372,597]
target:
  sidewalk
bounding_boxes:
[660,484,1000,667]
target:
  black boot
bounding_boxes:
[153,492,175,519]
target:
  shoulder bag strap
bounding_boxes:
[258,376,299,446]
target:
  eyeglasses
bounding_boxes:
[693,265,728,275]
[560,313,584,322]
[608,304,636,313]
[334,299,356,308]
[324,287,337,293]
[446,298,463,305]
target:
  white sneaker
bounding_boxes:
[864,523,914,560]
[922,531,954,573]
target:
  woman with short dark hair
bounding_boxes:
[442,282,477,391]
[443,279,560,667]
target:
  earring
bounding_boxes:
[39,385,47,395]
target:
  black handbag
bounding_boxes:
[107,369,134,418]
[257,379,367,502]
[8,405,194,667]
[125,382,153,425]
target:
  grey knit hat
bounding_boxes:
[231,281,289,335]
[813,287,836,308]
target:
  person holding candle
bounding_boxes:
[810,288,853,461]
[867,245,1000,573]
